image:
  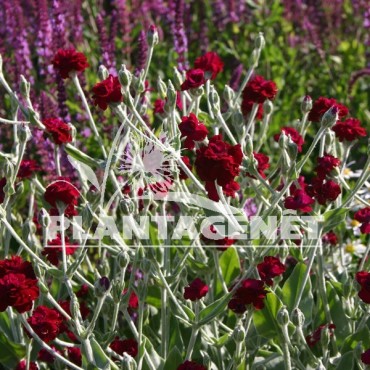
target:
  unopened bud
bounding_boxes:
[69,123,76,142]
[119,198,134,215]
[245,134,253,157]
[166,81,177,109]
[19,125,32,143]
[94,276,111,297]
[255,32,265,50]
[232,324,246,343]
[157,77,167,99]
[291,308,305,327]
[301,95,312,114]
[173,68,184,91]
[98,65,109,80]
[263,99,273,115]
[111,279,124,303]
[118,64,132,87]
[209,87,220,113]
[118,251,130,269]
[223,85,235,105]
[38,208,51,229]
[147,24,159,47]
[277,307,290,326]
[321,106,339,128]
[20,75,30,99]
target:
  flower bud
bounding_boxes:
[223,85,235,105]
[321,106,339,128]
[119,198,134,215]
[22,220,36,243]
[94,276,111,297]
[209,87,220,113]
[232,324,246,343]
[301,95,312,114]
[277,306,290,326]
[166,80,177,109]
[118,251,130,269]
[4,182,15,197]
[121,353,137,370]
[263,99,273,115]
[38,208,50,229]
[98,65,109,80]
[244,134,253,157]
[19,125,32,143]
[255,32,265,50]
[157,77,167,99]
[111,279,124,304]
[69,123,77,143]
[172,68,184,91]
[119,64,132,87]
[20,75,30,99]
[291,308,305,327]
[147,24,159,47]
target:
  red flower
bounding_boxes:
[43,118,72,145]
[307,178,341,205]
[322,231,338,246]
[315,154,341,179]
[274,127,304,153]
[241,99,264,120]
[204,179,240,202]
[0,273,39,313]
[356,271,370,303]
[153,99,165,114]
[201,225,235,251]
[177,361,207,370]
[92,75,123,110]
[181,69,206,91]
[247,152,270,179]
[123,289,139,309]
[68,347,82,366]
[195,135,242,201]
[332,118,367,142]
[0,255,36,279]
[179,156,193,180]
[308,97,348,122]
[242,75,278,104]
[284,189,315,213]
[76,284,89,298]
[361,349,370,365]
[194,51,224,80]
[306,324,336,347]
[52,48,89,79]
[179,113,208,149]
[27,306,63,342]
[228,279,268,313]
[354,207,370,234]
[0,177,5,203]
[257,256,286,286]
[42,235,78,266]
[17,160,40,179]
[184,278,209,301]
[38,347,60,363]
[44,178,79,210]
[15,360,38,370]
[109,337,138,357]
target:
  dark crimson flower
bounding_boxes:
[205,179,240,202]
[354,207,370,234]
[17,160,40,179]
[241,99,264,120]
[228,279,268,313]
[201,225,235,251]
[177,361,207,370]
[0,273,39,313]
[322,231,338,246]
[308,97,348,122]
[257,256,286,286]
[246,152,270,179]
[184,278,209,301]
[27,306,63,342]
[194,51,224,80]
[274,127,304,153]
[179,156,193,180]
[0,256,36,279]
[44,178,79,210]
[15,360,38,370]
[43,118,72,145]
[332,118,367,142]
[179,113,208,149]
[315,154,341,179]
[289,176,308,194]
[242,75,278,104]
[284,189,315,213]
[356,271,370,303]
[0,177,5,204]
[306,178,341,205]
[76,284,89,298]
[92,75,123,110]
[42,235,77,266]
[123,289,139,309]
[181,68,206,91]
[153,99,165,114]
[52,48,89,79]
[68,347,82,366]
[195,135,242,201]
[38,347,60,363]
[110,337,138,357]
[306,324,336,347]
[361,349,370,365]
